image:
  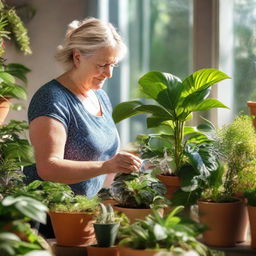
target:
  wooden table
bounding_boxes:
[48,239,256,256]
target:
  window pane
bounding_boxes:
[128,0,193,141]
[219,0,256,125]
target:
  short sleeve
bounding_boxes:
[28,81,70,130]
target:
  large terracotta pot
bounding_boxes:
[198,199,245,247]
[49,211,95,246]
[87,245,119,256]
[0,97,11,125]
[156,174,181,199]
[113,206,163,224]
[247,205,256,249]
[247,101,256,128]
[235,198,249,243]
[118,246,158,256]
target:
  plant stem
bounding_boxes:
[174,120,185,174]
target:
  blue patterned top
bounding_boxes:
[23,79,120,198]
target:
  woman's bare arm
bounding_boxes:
[29,116,141,184]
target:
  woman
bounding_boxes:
[24,18,141,209]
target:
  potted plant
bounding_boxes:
[118,206,211,256]
[21,180,100,246]
[0,195,52,255]
[197,115,256,247]
[94,203,120,247]
[0,0,32,123]
[247,89,256,128]
[110,172,168,223]
[244,189,256,249]
[0,120,34,197]
[112,68,229,199]
[87,204,121,256]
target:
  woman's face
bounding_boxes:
[73,47,119,90]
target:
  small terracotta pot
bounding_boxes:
[156,174,181,199]
[198,199,245,247]
[118,246,157,256]
[49,211,95,246]
[87,245,119,256]
[247,205,256,249]
[113,206,163,224]
[0,97,11,125]
[247,101,256,128]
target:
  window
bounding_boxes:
[98,0,193,144]
[219,0,256,126]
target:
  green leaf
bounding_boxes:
[112,100,171,123]
[153,224,167,240]
[139,71,183,111]
[0,71,15,84]
[190,98,229,112]
[0,83,27,99]
[6,63,31,84]
[181,68,230,98]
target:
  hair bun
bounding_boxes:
[66,20,81,37]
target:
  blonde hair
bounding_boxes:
[55,17,127,70]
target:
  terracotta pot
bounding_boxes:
[49,211,95,246]
[0,97,11,125]
[247,101,256,128]
[87,245,119,256]
[156,174,181,199]
[118,246,157,256]
[113,206,163,224]
[247,205,256,249]
[235,197,249,243]
[198,199,245,247]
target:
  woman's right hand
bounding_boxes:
[103,151,142,174]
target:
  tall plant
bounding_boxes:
[113,69,229,187]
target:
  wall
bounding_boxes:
[5,0,89,122]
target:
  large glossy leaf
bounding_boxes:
[112,100,171,123]
[190,98,229,112]
[139,71,183,111]
[146,116,172,128]
[180,88,211,111]
[181,68,230,98]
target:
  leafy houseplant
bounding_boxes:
[0,195,52,256]
[21,180,100,246]
[113,68,229,195]
[217,115,256,198]
[196,115,256,247]
[0,0,32,123]
[110,172,168,223]
[0,120,34,196]
[110,172,167,209]
[118,206,211,256]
